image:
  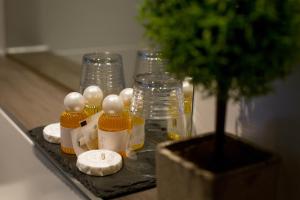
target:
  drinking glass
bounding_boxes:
[131,72,186,145]
[80,52,125,96]
[125,72,186,178]
[134,49,167,75]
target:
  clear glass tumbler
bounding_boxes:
[80,52,125,96]
[124,72,186,178]
[134,49,167,75]
[130,72,187,148]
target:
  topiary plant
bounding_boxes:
[139,0,300,159]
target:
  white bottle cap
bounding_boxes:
[76,149,122,176]
[102,94,124,114]
[43,122,61,144]
[83,85,103,107]
[64,92,85,112]
[119,88,133,107]
[183,80,193,97]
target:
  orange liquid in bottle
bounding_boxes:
[84,105,101,117]
[83,105,102,149]
[130,115,145,150]
[60,111,87,154]
[184,95,193,137]
[167,85,193,140]
[123,103,144,151]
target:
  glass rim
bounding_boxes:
[82,52,122,64]
[134,72,181,88]
[137,49,167,62]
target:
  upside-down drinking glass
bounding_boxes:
[80,52,125,96]
[134,49,167,76]
[124,72,186,178]
[130,72,187,146]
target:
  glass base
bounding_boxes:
[124,149,155,178]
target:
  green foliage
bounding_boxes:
[139,0,300,99]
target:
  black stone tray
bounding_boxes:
[28,126,159,199]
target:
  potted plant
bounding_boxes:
[139,1,300,199]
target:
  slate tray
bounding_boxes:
[27,126,162,199]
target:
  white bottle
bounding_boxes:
[119,88,145,151]
[98,95,130,157]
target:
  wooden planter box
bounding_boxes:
[156,134,280,200]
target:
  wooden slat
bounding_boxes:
[8,51,81,91]
[0,56,69,130]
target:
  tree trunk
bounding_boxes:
[214,84,228,160]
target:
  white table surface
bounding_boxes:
[0,108,87,200]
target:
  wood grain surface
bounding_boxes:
[0,55,156,200]
[8,51,81,91]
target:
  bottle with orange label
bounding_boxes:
[119,88,144,150]
[60,92,87,154]
[98,95,131,157]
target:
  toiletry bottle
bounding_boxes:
[119,88,133,112]
[120,88,144,150]
[167,77,192,140]
[183,78,193,136]
[82,85,103,149]
[98,95,130,157]
[167,90,186,141]
[83,85,103,116]
[60,92,87,154]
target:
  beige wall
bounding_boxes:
[4,0,42,47]
[39,0,143,50]
[4,0,143,86]
[4,0,143,49]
